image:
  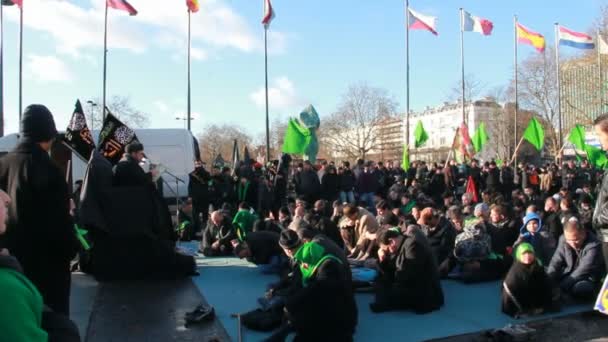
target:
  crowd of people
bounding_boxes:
[181,117,608,340]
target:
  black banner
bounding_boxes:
[97,110,139,165]
[63,99,95,161]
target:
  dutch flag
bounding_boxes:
[559,26,595,50]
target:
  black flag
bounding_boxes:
[97,109,139,165]
[63,99,96,161]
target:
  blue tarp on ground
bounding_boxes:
[184,243,590,342]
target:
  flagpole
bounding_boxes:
[459,8,466,124]
[513,15,518,167]
[599,29,603,114]
[187,9,192,131]
[264,24,270,163]
[554,23,563,156]
[0,2,4,137]
[405,0,410,157]
[102,0,108,122]
[18,3,22,120]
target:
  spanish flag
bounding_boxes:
[186,0,199,13]
[517,23,545,53]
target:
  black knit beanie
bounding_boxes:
[21,104,57,142]
[279,229,301,249]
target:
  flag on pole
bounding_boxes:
[262,0,275,27]
[516,23,545,53]
[107,0,137,16]
[472,122,489,153]
[63,100,96,161]
[454,122,475,162]
[98,110,139,165]
[522,117,545,151]
[585,144,608,169]
[408,8,438,35]
[465,175,479,203]
[282,118,310,154]
[462,11,493,36]
[186,0,199,13]
[414,121,429,148]
[568,124,586,150]
[599,34,608,55]
[401,144,410,171]
[595,275,608,315]
[559,26,595,50]
[1,0,22,8]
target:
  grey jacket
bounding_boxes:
[547,233,605,290]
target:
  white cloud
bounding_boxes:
[190,47,208,61]
[153,100,169,113]
[250,76,302,111]
[26,55,73,82]
[5,0,288,58]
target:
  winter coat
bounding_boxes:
[516,212,556,266]
[321,173,340,201]
[377,229,444,314]
[113,154,153,187]
[502,258,554,317]
[338,169,356,192]
[357,170,379,194]
[592,171,608,242]
[0,140,78,294]
[487,219,520,256]
[295,170,321,198]
[421,217,456,266]
[285,243,357,340]
[547,233,605,290]
[188,168,210,206]
[244,231,283,265]
[200,216,236,256]
[544,211,563,242]
[485,167,501,192]
[236,180,257,208]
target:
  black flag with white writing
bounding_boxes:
[63,99,96,161]
[97,109,139,165]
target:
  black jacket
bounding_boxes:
[487,219,520,256]
[485,168,501,192]
[245,231,283,265]
[377,229,444,314]
[295,170,321,198]
[113,155,152,187]
[544,211,563,242]
[321,173,340,201]
[188,168,210,206]
[0,140,78,266]
[421,217,456,266]
[502,260,554,317]
[592,171,608,243]
[200,216,235,256]
[338,169,356,192]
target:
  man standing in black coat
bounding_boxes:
[113,142,157,188]
[294,161,321,204]
[371,227,444,314]
[189,161,211,232]
[0,105,78,315]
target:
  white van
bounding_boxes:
[0,129,199,200]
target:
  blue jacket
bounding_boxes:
[547,232,605,290]
[517,212,555,265]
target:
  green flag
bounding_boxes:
[414,121,429,148]
[495,158,503,167]
[568,124,586,151]
[523,117,545,151]
[282,118,310,154]
[472,122,489,153]
[401,144,410,171]
[585,144,608,169]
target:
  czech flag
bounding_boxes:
[262,0,275,27]
[462,11,493,36]
[408,8,438,35]
[107,0,137,16]
[186,0,199,13]
[517,23,545,53]
[559,26,595,50]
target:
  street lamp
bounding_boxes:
[175,116,194,129]
[87,100,98,131]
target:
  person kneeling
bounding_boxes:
[233,231,286,275]
[284,241,357,341]
[370,227,444,314]
[547,218,605,301]
[502,243,557,318]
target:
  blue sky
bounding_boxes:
[1,0,604,137]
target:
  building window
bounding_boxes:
[440,137,446,145]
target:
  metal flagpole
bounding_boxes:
[460,8,466,124]
[554,23,563,153]
[18,2,22,120]
[264,24,270,163]
[513,15,519,167]
[102,0,108,122]
[187,9,192,131]
[599,29,603,114]
[405,0,410,155]
[0,2,4,137]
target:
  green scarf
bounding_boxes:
[401,200,416,215]
[238,181,250,202]
[293,242,342,286]
[232,210,257,242]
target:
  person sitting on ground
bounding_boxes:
[376,200,399,229]
[283,240,358,341]
[446,205,464,234]
[487,204,519,258]
[515,212,556,266]
[253,211,283,234]
[544,197,564,242]
[547,218,605,300]
[200,210,236,256]
[370,227,444,314]
[502,242,557,318]
[306,202,344,249]
[340,204,380,261]
[578,195,594,232]
[277,206,292,229]
[232,202,258,241]
[417,207,456,266]
[399,193,417,216]
[232,230,286,275]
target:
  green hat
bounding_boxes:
[514,242,536,264]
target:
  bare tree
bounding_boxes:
[447,73,485,103]
[198,124,253,165]
[321,83,398,160]
[87,96,150,129]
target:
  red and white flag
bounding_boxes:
[407,7,438,35]
[107,0,137,16]
[2,0,22,8]
[261,0,275,27]
[462,10,493,36]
